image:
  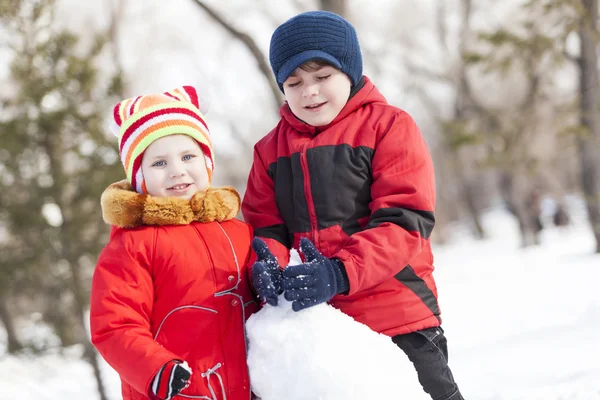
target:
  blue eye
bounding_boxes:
[152,160,166,167]
[182,154,196,161]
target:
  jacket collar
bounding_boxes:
[101,180,240,228]
[278,76,387,136]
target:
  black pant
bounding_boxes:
[392,327,464,400]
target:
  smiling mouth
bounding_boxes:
[168,183,192,191]
[304,102,327,110]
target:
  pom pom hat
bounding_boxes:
[111,86,214,194]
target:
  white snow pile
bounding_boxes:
[246,251,428,400]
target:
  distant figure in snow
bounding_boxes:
[89,86,258,400]
[527,189,544,244]
[242,10,463,400]
[553,201,570,228]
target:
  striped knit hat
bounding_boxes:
[111,86,214,194]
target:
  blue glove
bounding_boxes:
[251,238,283,306]
[282,238,350,312]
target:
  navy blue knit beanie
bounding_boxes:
[269,11,363,91]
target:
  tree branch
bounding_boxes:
[455,0,486,116]
[403,56,453,84]
[106,0,126,97]
[436,0,450,57]
[190,0,284,111]
[319,0,347,16]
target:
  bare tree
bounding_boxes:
[466,23,558,246]
[404,0,488,239]
[577,0,600,252]
[445,0,487,239]
[519,0,600,251]
[189,0,284,112]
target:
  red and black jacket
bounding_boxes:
[242,76,440,336]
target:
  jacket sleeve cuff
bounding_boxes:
[332,258,350,295]
[332,248,358,295]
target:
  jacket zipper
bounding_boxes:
[300,143,318,246]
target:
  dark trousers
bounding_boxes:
[392,327,464,400]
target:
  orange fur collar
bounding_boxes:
[101,180,241,228]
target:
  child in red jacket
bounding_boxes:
[90,86,258,400]
[242,11,463,400]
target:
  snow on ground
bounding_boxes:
[437,207,600,400]
[1,205,599,399]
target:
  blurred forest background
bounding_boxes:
[0,0,599,398]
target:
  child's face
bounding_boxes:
[141,134,209,199]
[282,65,351,127]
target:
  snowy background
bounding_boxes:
[1,199,599,399]
[1,0,599,399]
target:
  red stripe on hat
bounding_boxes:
[198,142,214,170]
[113,103,122,126]
[183,86,200,108]
[164,92,180,102]
[120,107,208,153]
[129,96,141,116]
[130,155,143,191]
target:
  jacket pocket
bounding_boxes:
[154,305,225,399]
[414,326,448,361]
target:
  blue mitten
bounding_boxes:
[251,238,283,306]
[282,238,349,312]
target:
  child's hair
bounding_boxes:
[269,11,362,91]
[110,85,214,194]
[298,60,338,73]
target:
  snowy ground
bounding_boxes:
[1,205,599,399]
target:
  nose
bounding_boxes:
[168,160,186,178]
[302,82,319,98]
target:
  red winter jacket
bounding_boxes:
[242,76,440,337]
[91,182,258,400]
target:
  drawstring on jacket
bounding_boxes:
[201,363,226,400]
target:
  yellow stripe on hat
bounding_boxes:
[126,125,212,179]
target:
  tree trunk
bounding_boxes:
[462,179,486,239]
[451,151,486,239]
[43,290,81,347]
[66,256,108,400]
[578,0,600,253]
[68,261,108,400]
[450,0,486,240]
[499,171,536,247]
[319,0,347,16]
[0,293,22,353]
[85,342,109,400]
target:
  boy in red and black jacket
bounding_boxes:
[242,11,463,400]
